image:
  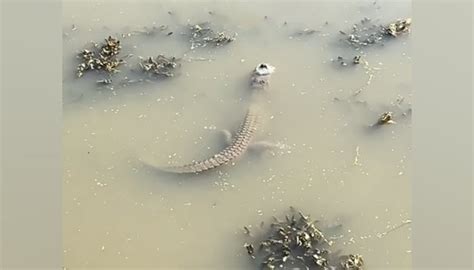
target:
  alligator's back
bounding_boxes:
[159,107,261,174]
[151,63,274,174]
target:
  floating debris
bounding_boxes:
[76,36,124,78]
[184,56,214,62]
[243,208,365,270]
[332,89,368,108]
[402,108,412,118]
[383,18,412,37]
[339,18,384,48]
[340,254,364,270]
[189,22,236,49]
[374,112,396,126]
[333,55,362,67]
[244,226,252,236]
[333,55,381,85]
[250,63,276,89]
[352,55,361,64]
[96,78,112,85]
[376,219,412,238]
[139,55,181,78]
[291,28,319,38]
[245,243,255,258]
[334,56,348,67]
[361,59,380,86]
[353,146,362,166]
[340,17,411,49]
[118,78,149,87]
[132,25,170,36]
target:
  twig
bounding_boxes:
[353,146,361,166]
[377,219,412,238]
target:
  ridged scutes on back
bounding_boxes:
[159,108,260,174]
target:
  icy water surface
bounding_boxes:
[63,0,412,269]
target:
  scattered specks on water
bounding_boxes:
[64,1,411,268]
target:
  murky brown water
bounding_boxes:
[63,0,412,269]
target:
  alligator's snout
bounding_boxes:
[255,63,275,76]
[251,63,275,89]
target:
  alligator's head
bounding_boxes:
[255,63,275,76]
[250,63,275,89]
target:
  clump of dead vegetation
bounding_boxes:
[243,208,365,270]
[139,55,181,78]
[339,18,411,49]
[188,22,236,50]
[76,36,125,78]
[374,111,397,126]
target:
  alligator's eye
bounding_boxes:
[259,64,268,69]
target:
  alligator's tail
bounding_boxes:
[157,154,230,174]
[149,107,262,174]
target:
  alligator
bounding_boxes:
[155,63,276,174]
